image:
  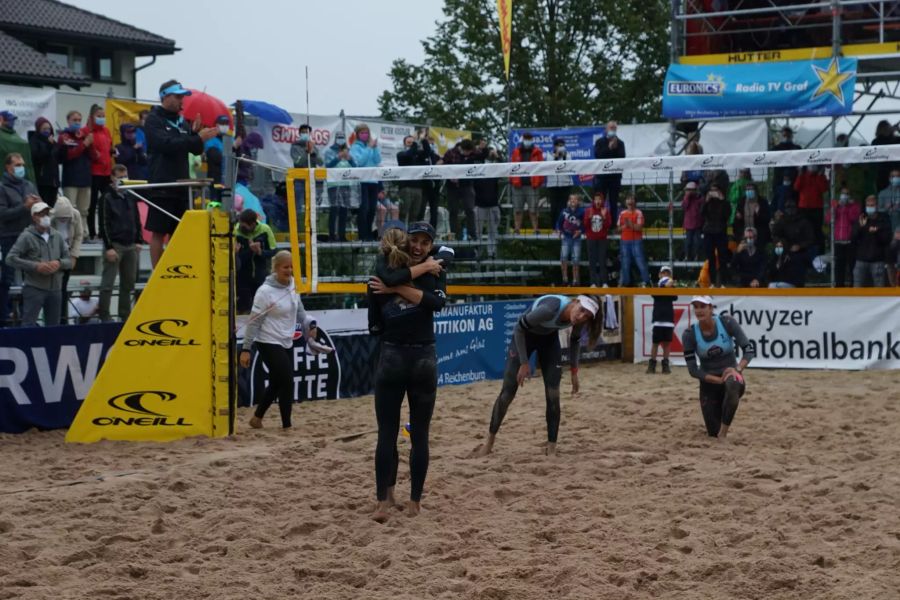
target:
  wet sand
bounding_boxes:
[1,363,899,599]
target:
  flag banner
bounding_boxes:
[497,0,513,80]
[663,58,857,119]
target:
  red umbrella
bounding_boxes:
[181,90,232,128]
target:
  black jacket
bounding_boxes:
[771,214,815,251]
[731,248,767,286]
[396,140,440,190]
[144,105,204,186]
[769,251,807,287]
[0,172,38,238]
[852,211,892,262]
[115,130,148,180]
[98,188,142,248]
[28,132,60,188]
[593,136,625,183]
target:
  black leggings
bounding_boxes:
[374,342,437,502]
[489,333,563,443]
[254,343,295,428]
[89,175,110,239]
[699,378,745,437]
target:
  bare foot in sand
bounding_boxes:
[468,434,496,458]
[544,442,558,456]
[386,488,404,511]
[372,500,393,523]
[407,501,421,517]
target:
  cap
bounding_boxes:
[31,202,50,215]
[215,115,230,124]
[379,219,406,236]
[685,181,698,190]
[690,295,713,306]
[659,265,672,275]
[0,110,17,123]
[407,221,435,240]
[159,82,192,98]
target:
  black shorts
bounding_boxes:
[652,326,674,344]
[144,191,189,235]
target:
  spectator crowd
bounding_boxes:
[1,85,899,327]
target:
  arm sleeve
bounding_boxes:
[569,324,583,370]
[5,234,38,271]
[133,201,143,245]
[324,148,339,168]
[145,117,203,156]
[295,295,307,329]
[99,193,113,250]
[415,271,447,312]
[722,315,755,364]
[514,326,528,363]
[681,328,705,380]
[57,236,72,270]
[289,144,302,166]
[241,290,269,351]
[0,190,28,224]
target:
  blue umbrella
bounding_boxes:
[236,100,293,124]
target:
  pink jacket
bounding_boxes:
[682,191,704,230]
[826,200,861,242]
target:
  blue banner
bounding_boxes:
[0,323,122,433]
[508,127,605,185]
[435,300,527,386]
[663,58,857,119]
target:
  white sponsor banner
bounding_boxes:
[0,84,56,138]
[250,113,419,171]
[327,144,900,182]
[632,295,900,370]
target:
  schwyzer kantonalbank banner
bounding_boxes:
[633,295,900,370]
[662,58,857,119]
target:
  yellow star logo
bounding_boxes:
[812,58,853,104]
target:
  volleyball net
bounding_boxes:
[281,145,900,300]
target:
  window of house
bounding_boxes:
[45,46,69,69]
[98,56,113,80]
[71,53,87,76]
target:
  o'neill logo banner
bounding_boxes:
[633,295,900,370]
[663,58,857,119]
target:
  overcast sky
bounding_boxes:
[65,0,445,116]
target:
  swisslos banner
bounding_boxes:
[633,295,900,370]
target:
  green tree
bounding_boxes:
[379,0,670,141]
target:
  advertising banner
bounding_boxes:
[0,323,121,434]
[509,126,605,185]
[633,295,900,370]
[663,58,857,119]
[0,84,56,138]
[66,211,228,443]
[326,144,900,183]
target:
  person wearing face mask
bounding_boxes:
[876,168,900,234]
[115,123,148,181]
[0,111,35,185]
[5,201,72,326]
[733,182,771,248]
[545,137,572,226]
[825,186,861,287]
[727,169,753,227]
[700,186,731,287]
[772,125,801,184]
[0,153,40,326]
[852,195,892,287]
[593,120,625,226]
[232,131,264,187]
[58,111,93,238]
[324,131,356,241]
[772,172,797,215]
[234,208,277,313]
[767,239,807,288]
[793,165,828,251]
[28,117,61,207]
[730,227,766,287]
[771,199,815,262]
[396,131,441,225]
[85,104,113,242]
[350,123,383,241]
[98,165,142,321]
[509,133,544,234]
[290,123,323,170]
[870,120,900,191]
[49,195,83,324]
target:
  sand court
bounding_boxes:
[1,363,899,599]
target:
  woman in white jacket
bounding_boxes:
[239,251,309,429]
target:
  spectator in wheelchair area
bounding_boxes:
[235,209,277,313]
